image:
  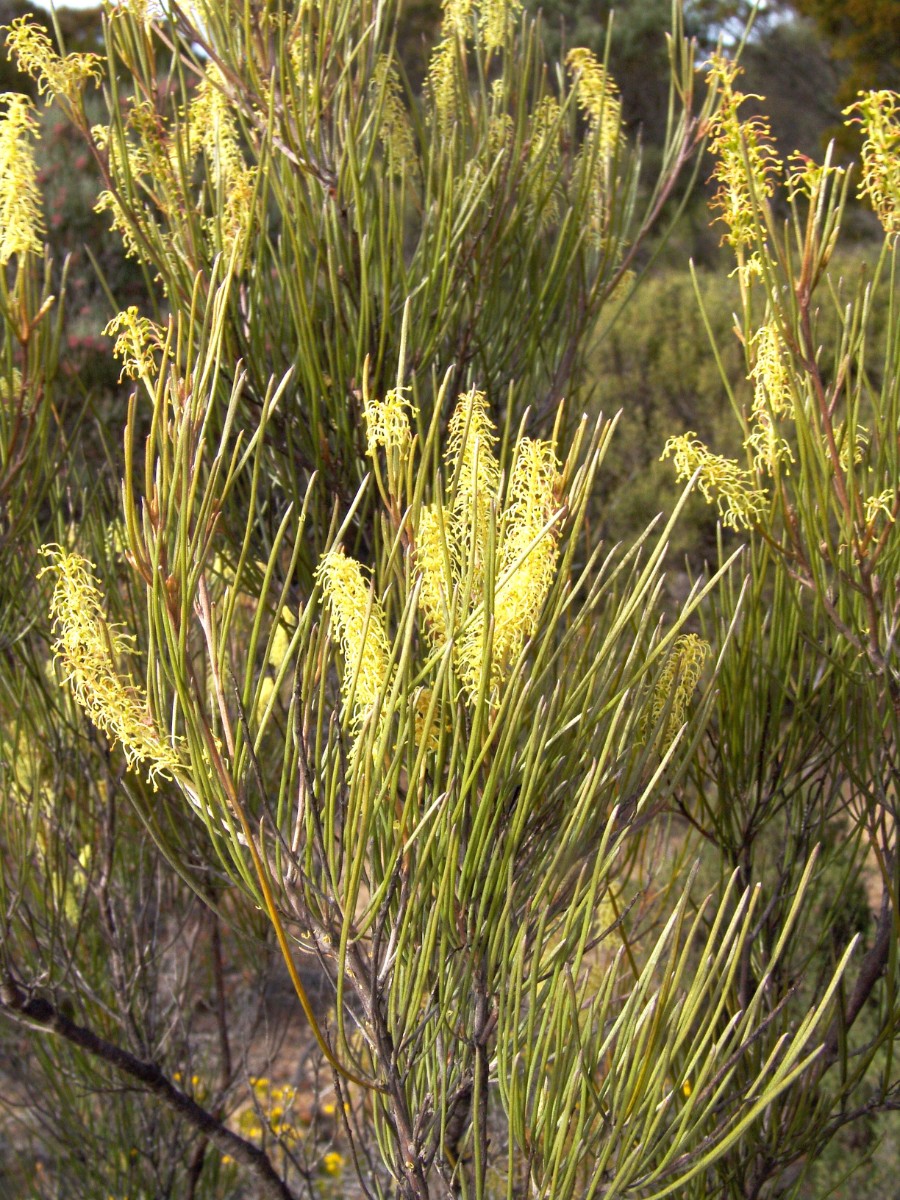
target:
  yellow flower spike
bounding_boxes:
[744,411,793,477]
[479,0,522,54]
[649,634,710,748]
[0,93,44,265]
[527,95,562,226]
[864,490,896,526]
[316,549,392,736]
[706,57,782,277]
[446,387,501,583]
[4,17,102,107]
[441,0,474,37]
[371,57,417,177]
[661,433,767,530]
[749,322,794,420]
[844,90,900,237]
[415,503,455,648]
[566,48,621,159]
[186,66,257,257]
[479,437,560,694]
[39,547,183,788]
[428,37,461,132]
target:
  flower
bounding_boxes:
[649,634,710,748]
[0,93,44,264]
[4,17,102,106]
[322,1151,344,1176]
[844,90,900,237]
[316,549,392,736]
[39,546,183,787]
[566,48,621,159]
[706,57,782,277]
[661,432,767,530]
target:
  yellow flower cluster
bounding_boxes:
[478,0,522,53]
[316,549,393,737]
[660,432,767,530]
[371,57,417,177]
[707,57,782,276]
[363,385,416,457]
[0,93,44,265]
[417,388,562,700]
[428,37,460,132]
[4,17,102,107]
[844,90,900,237]
[566,48,621,159]
[188,65,257,255]
[318,389,563,762]
[40,546,183,788]
[746,321,795,474]
[527,96,562,227]
[239,1078,307,1145]
[103,307,167,381]
[649,633,710,748]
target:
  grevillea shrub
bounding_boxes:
[1,4,898,1199]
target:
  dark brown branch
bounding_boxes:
[823,886,894,1065]
[0,974,297,1200]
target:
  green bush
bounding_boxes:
[1,5,898,1200]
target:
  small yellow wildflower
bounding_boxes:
[682,1079,693,1099]
[321,1151,344,1176]
[844,90,900,236]
[316,549,392,735]
[0,93,44,264]
[4,17,102,106]
[566,48,621,159]
[661,432,767,530]
[39,546,183,787]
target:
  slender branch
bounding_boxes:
[0,973,298,1200]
